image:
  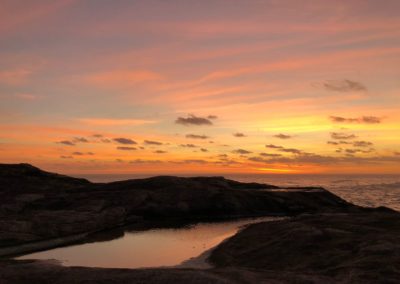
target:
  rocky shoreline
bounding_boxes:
[1,163,399,283]
[0,163,357,255]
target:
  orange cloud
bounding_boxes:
[1,1,399,175]
[78,118,158,126]
[0,124,93,137]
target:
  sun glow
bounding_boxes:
[255,167,299,173]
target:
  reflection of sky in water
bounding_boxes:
[16,217,277,268]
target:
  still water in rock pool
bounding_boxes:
[16,217,280,269]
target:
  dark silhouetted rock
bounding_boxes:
[1,163,358,255]
[209,211,400,283]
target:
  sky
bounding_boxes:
[0,0,399,174]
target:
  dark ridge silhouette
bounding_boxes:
[0,163,90,193]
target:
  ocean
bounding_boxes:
[76,173,400,212]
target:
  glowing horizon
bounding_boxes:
[1,0,399,174]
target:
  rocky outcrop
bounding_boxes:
[209,210,400,283]
[0,163,359,255]
[1,164,399,283]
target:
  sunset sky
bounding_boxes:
[1,0,399,174]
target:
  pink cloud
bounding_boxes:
[82,70,163,89]
[0,69,32,85]
[0,0,76,34]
